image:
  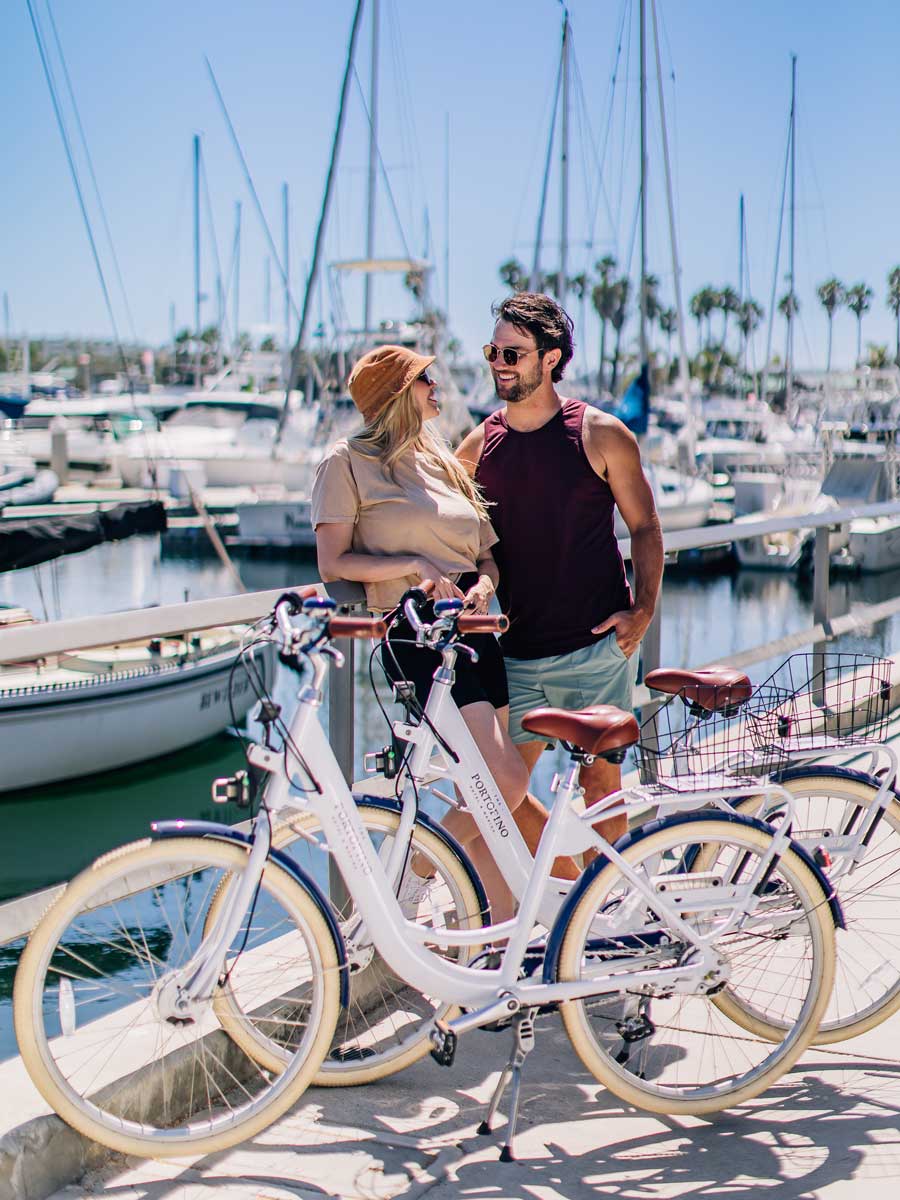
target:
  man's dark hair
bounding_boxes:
[491,292,575,382]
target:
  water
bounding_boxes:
[2,533,899,1059]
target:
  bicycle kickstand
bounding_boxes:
[478,1008,536,1162]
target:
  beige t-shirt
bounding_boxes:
[310,439,497,611]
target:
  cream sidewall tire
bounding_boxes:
[733,776,900,1044]
[558,819,835,1116]
[209,806,486,1086]
[14,837,341,1159]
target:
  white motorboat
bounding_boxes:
[0,617,272,791]
[616,464,716,537]
[113,392,324,492]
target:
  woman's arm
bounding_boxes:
[315,522,464,600]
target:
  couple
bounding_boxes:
[311,292,663,919]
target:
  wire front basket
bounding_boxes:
[636,690,787,795]
[746,652,893,752]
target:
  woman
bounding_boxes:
[311,345,572,920]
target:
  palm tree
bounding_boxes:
[887,267,900,364]
[718,285,740,347]
[867,342,889,369]
[816,278,845,371]
[689,286,717,351]
[658,307,678,368]
[608,276,631,394]
[845,283,874,365]
[591,255,618,391]
[498,258,527,293]
[736,298,763,390]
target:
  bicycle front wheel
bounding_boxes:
[210,803,487,1085]
[736,770,900,1043]
[557,816,835,1115]
[14,836,341,1158]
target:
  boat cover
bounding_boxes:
[0,500,167,573]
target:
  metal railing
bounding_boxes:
[3,496,900,948]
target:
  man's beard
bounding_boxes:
[494,364,542,404]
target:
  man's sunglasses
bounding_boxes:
[482,343,543,366]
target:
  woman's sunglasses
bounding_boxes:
[416,370,434,385]
[482,344,542,366]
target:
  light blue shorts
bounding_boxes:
[505,634,640,745]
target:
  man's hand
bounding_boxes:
[463,575,495,614]
[591,606,653,658]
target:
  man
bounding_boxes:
[457,292,663,844]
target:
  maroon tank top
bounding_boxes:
[476,398,631,659]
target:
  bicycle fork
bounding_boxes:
[153,821,272,1024]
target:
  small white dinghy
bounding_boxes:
[0,613,272,791]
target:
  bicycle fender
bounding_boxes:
[352,794,491,922]
[151,819,350,1007]
[772,762,892,796]
[541,809,844,985]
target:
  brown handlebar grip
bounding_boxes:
[327,616,387,639]
[456,614,510,634]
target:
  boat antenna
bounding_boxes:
[275,0,366,443]
[786,54,797,420]
[25,0,130,379]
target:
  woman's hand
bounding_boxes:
[463,575,495,614]
[414,558,465,601]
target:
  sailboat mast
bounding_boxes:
[738,193,745,392]
[559,9,569,308]
[363,0,380,333]
[283,182,291,387]
[193,134,202,388]
[233,201,241,356]
[638,0,648,364]
[786,54,797,416]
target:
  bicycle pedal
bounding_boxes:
[616,1011,656,1043]
[429,1022,457,1067]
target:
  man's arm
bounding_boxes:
[454,421,487,478]
[582,412,663,656]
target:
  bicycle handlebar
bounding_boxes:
[328,616,387,640]
[457,613,510,634]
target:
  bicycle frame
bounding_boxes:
[186,637,804,1017]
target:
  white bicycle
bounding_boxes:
[14,591,837,1160]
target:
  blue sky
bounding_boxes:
[4,0,900,376]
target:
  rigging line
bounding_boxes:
[615,0,635,247]
[530,47,563,290]
[351,66,414,262]
[25,0,129,378]
[508,54,562,264]
[597,0,629,255]
[199,147,232,349]
[45,0,138,345]
[571,40,617,251]
[386,0,426,258]
[204,57,302,326]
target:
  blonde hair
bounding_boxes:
[350,382,490,520]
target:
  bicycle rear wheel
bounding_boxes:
[210,803,487,1085]
[557,815,835,1115]
[14,836,341,1158]
[735,771,900,1043]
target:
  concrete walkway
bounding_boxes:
[24,1001,900,1200]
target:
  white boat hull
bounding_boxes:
[843,516,900,573]
[0,643,272,791]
